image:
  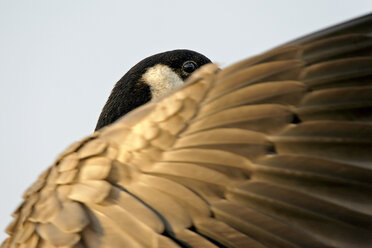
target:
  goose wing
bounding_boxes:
[3,13,372,248]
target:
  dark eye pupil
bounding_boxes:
[183,61,197,73]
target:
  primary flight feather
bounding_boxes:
[2,13,372,248]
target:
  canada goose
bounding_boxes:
[95,50,212,131]
[2,13,372,248]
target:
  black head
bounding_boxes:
[95,49,211,131]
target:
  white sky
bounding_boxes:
[0,0,371,241]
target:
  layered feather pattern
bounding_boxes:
[2,13,372,248]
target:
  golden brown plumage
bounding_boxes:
[2,13,372,248]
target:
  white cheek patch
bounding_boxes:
[141,64,184,100]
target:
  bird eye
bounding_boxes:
[182,61,197,73]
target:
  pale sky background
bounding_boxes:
[0,0,371,241]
